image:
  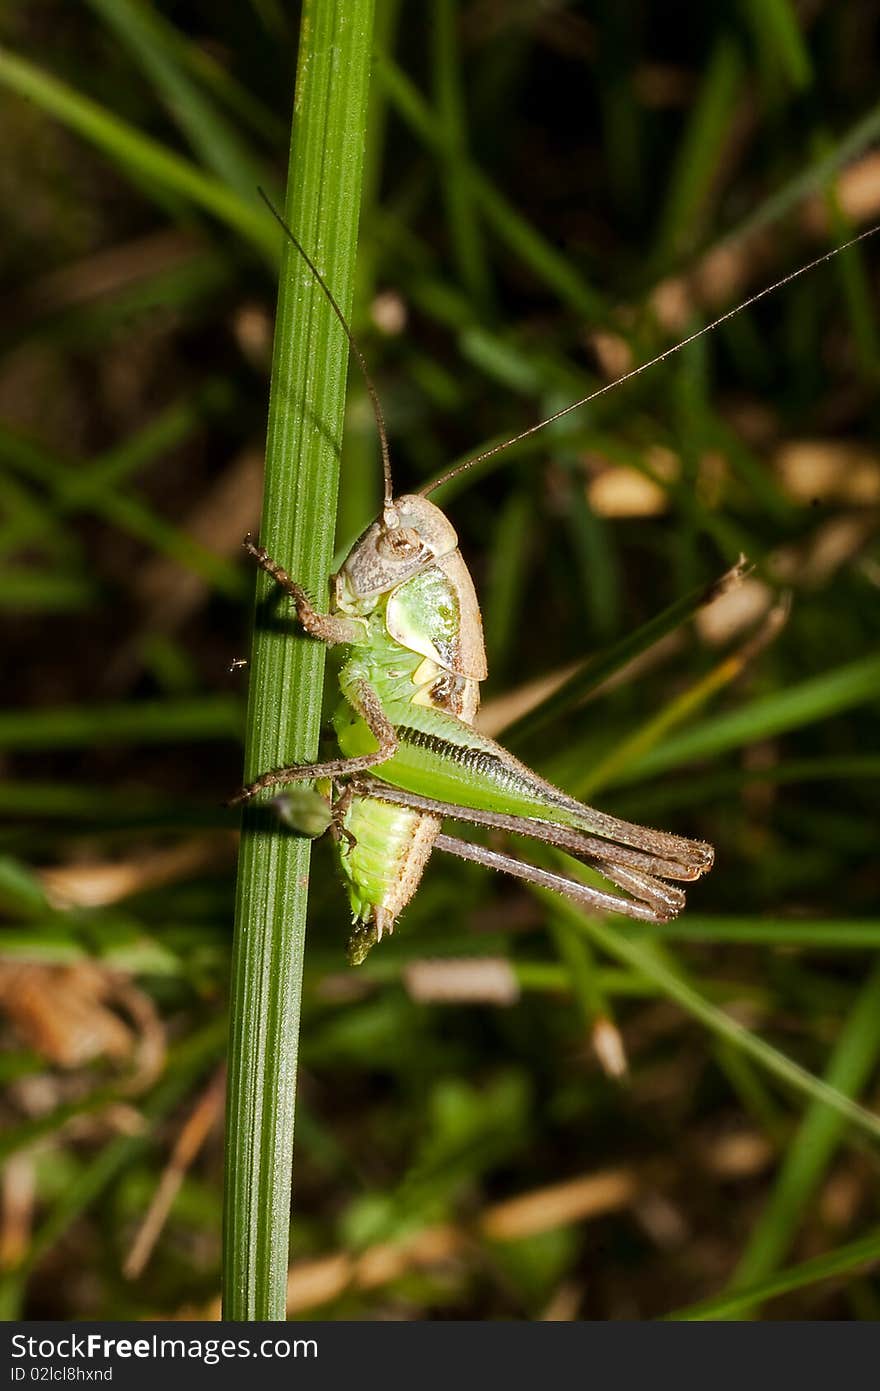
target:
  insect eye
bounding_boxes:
[379,526,423,560]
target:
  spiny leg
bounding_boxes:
[229,679,398,805]
[596,862,685,918]
[328,781,358,853]
[244,537,362,646]
[352,778,699,915]
[434,832,673,924]
[354,777,708,883]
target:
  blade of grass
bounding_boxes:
[630,917,880,948]
[378,55,604,319]
[0,697,240,749]
[742,0,812,92]
[160,18,286,147]
[222,0,376,1321]
[501,558,748,745]
[551,897,880,1145]
[720,962,880,1316]
[666,1226,880,1320]
[0,780,218,827]
[611,756,880,822]
[721,97,880,246]
[432,0,493,311]
[333,0,400,552]
[0,391,239,596]
[483,488,534,680]
[0,44,275,258]
[0,570,99,612]
[548,913,618,1066]
[608,651,880,786]
[84,0,271,199]
[571,597,788,799]
[652,37,744,264]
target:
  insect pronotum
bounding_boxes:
[232,193,879,964]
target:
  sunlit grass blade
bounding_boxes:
[572,598,788,798]
[608,651,880,786]
[498,557,749,745]
[222,0,376,1322]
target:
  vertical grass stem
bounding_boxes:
[222,0,376,1321]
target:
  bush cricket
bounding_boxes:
[232,197,878,963]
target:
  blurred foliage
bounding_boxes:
[0,0,879,1321]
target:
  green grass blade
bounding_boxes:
[0,396,241,594]
[556,899,880,1145]
[432,0,492,311]
[222,0,376,1322]
[378,56,604,319]
[83,0,272,199]
[652,38,744,264]
[502,561,746,745]
[0,698,240,750]
[667,1227,880,1320]
[742,0,812,91]
[0,570,99,612]
[0,43,275,257]
[608,652,880,785]
[631,917,880,948]
[722,963,880,1316]
[720,97,880,245]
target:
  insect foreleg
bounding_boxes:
[229,679,398,805]
[243,537,363,646]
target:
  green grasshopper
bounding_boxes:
[232,201,878,964]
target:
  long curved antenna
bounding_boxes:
[258,188,396,522]
[420,222,880,498]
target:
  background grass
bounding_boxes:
[0,0,878,1321]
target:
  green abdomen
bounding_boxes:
[339,792,440,939]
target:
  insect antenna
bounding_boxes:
[419,222,880,498]
[257,188,398,528]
